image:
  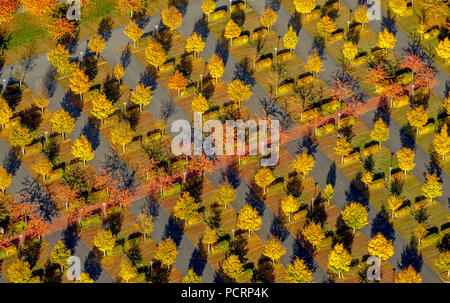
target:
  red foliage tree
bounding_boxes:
[187,154,213,178]
[8,194,36,226]
[53,184,79,210]
[383,80,406,106]
[403,52,425,76]
[26,215,48,240]
[0,0,20,23]
[330,77,354,104]
[94,170,119,195]
[365,63,391,93]
[414,67,436,92]
[45,17,76,40]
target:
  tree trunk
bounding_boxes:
[248,229,251,238]
[288,213,291,222]
[22,147,25,155]
[83,159,86,166]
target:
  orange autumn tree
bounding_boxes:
[54,184,79,210]
[117,0,145,18]
[22,0,57,16]
[169,71,188,96]
[8,195,37,226]
[0,0,20,24]
[161,6,182,32]
[45,17,75,41]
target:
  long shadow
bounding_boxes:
[3,150,21,176]
[188,248,208,278]
[398,245,424,272]
[222,164,241,189]
[62,225,81,252]
[399,125,416,150]
[21,176,59,221]
[370,212,396,241]
[103,151,137,191]
[193,18,210,40]
[84,251,103,281]
[269,216,290,242]
[233,63,256,86]
[81,120,100,151]
[326,163,336,186]
[61,93,82,121]
[265,0,281,11]
[162,216,184,247]
[214,41,229,66]
[380,15,397,36]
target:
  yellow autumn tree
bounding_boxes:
[161,6,182,32]
[7,260,34,283]
[227,79,253,108]
[286,258,313,283]
[88,35,105,56]
[361,171,373,188]
[0,97,13,129]
[387,194,403,218]
[113,64,125,84]
[94,229,116,256]
[224,19,241,46]
[368,233,394,261]
[293,0,316,20]
[237,204,263,238]
[281,195,300,222]
[328,243,352,279]
[124,21,143,47]
[263,237,286,265]
[71,135,94,166]
[354,6,368,29]
[185,32,205,58]
[306,52,323,77]
[33,159,52,181]
[283,26,299,53]
[222,254,244,281]
[192,93,209,113]
[76,272,94,283]
[173,192,199,225]
[10,126,33,155]
[32,95,49,116]
[145,41,167,71]
[202,227,216,253]
[169,71,188,96]
[342,41,358,64]
[91,93,115,125]
[435,37,450,64]
[130,83,152,111]
[254,167,276,194]
[118,261,137,283]
[389,0,407,17]
[51,109,75,139]
[134,209,153,240]
[334,136,353,164]
[0,166,12,195]
[317,15,337,43]
[260,8,277,31]
[407,105,428,135]
[208,54,224,83]
[435,251,450,278]
[323,184,334,205]
[215,183,236,209]
[301,221,325,249]
[397,147,415,175]
[377,28,397,53]
[395,265,422,283]
[69,68,91,101]
[433,124,450,160]
[291,152,315,179]
[341,202,368,234]
[47,44,75,75]
[154,238,178,269]
[414,224,427,248]
[201,0,216,21]
[370,118,389,148]
[111,122,134,152]
[421,173,442,202]
[183,269,202,283]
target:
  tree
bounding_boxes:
[113,64,125,84]
[254,167,276,194]
[260,9,277,31]
[403,52,425,80]
[281,195,300,222]
[227,79,253,108]
[354,6,368,29]
[407,106,428,135]
[215,183,236,209]
[301,221,325,248]
[22,0,57,16]
[237,204,263,238]
[435,37,450,64]
[72,135,94,166]
[94,229,116,256]
[33,159,52,181]
[202,0,216,21]
[222,254,244,281]
[291,152,315,179]
[50,240,71,272]
[306,52,323,77]
[161,6,182,32]
[88,35,105,56]
[334,136,353,164]
[0,166,12,195]
[7,260,33,283]
[117,0,145,18]
[32,95,49,116]
[111,123,134,152]
[415,67,436,92]
[10,126,33,155]
[342,41,358,64]
[435,251,450,278]
[377,28,396,53]
[0,0,20,24]
[185,33,205,58]
[365,63,390,93]
[169,71,188,96]
[0,97,13,129]
[317,16,337,43]
[341,202,368,234]
[131,83,152,111]
[202,227,216,253]
[395,265,422,283]
[293,0,316,20]
[208,54,224,83]
[224,19,241,46]
[433,124,450,160]
[124,21,143,47]
[134,209,153,240]
[76,272,94,283]
[421,173,442,202]
[91,93,115,125]
[173,192,199,225]
[263,237,286,265]
[45,17,76,41]
[192,93,209,113]
[387,194,403,218]
[283,26,299,53]
[154,238,178,269]
[145,41,167,71]
[414,223,427,248]
[361,171,373,188]
[183,269,202,283]
[389,0,407,17]
[51,109,75,139]
[285,258,312,283]
[69,69,91,101]
[119,261,137,283]
[368,233,394,261]
[328,243,352,279]
[397,147,415,175]
[47,44,74,75]
[370,118,389,148]
[323,184,334,206]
